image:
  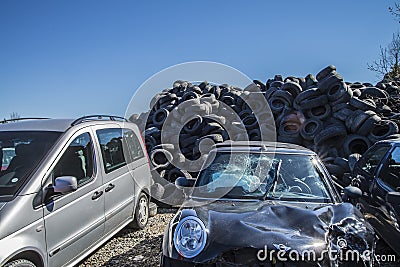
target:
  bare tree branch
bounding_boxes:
[368,32,400,81]
[389,2,400,22]
[9,112,20,120]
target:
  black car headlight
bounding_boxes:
[173,215,207,258]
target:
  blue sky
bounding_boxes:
[0,0,399,119]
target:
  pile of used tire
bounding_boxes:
[130,65,400,191]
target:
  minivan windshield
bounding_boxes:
[0,131,61,197]
[194,152,333,203]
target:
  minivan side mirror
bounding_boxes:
[386,191,400,205]
[343,186,362,201]
[53,176,78,194]
[175,177,196,190]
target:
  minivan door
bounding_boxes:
[94,127,136,235]
[43,129,105,267]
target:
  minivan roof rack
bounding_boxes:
[0,117,50,124]
[71,115,128,126]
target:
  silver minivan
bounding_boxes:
[0,116,153,267]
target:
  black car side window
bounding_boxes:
[380,147,400,191]
[359,145,390,175]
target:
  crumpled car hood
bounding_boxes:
[181,200,375,263]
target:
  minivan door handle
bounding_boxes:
[91,191,103,200]
[105,183,115,192]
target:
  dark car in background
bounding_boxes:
[161,141,375,267]
[351,138,400,256]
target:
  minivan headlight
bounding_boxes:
[173,215,207,258]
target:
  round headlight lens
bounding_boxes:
[173,215,207,258]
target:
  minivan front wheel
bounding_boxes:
[5,259,36,267]
[131,193,149,229]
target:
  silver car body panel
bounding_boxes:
[0,119,152,267]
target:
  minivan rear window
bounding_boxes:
[0,131,61,198]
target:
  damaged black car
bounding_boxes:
[161,141,376,267]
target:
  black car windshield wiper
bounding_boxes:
[263,159,282,200]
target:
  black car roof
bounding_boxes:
[376,138,400,145]
[213,141,315,155]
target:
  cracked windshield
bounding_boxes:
[195,152,332,202]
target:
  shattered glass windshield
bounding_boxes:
[195,152,332,203]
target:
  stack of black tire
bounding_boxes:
[130,65,400,189]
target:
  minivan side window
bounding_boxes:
[53,132,94,187]
[96,128,126,173]
[359,145,390,175]
[123,129,144,163]
[380,147,400,190]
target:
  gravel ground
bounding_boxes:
[78,208,176,267]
